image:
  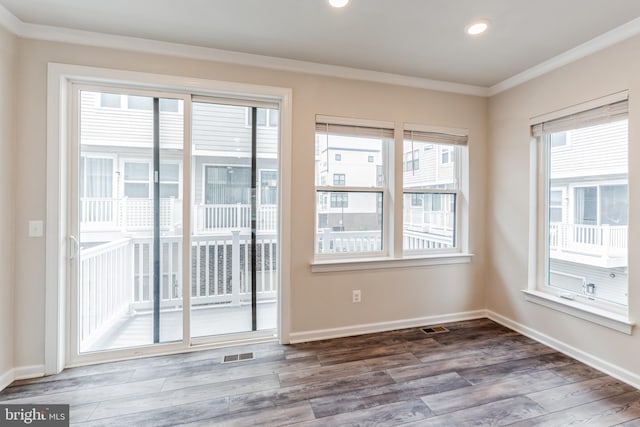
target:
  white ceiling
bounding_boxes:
[2,0,640,90]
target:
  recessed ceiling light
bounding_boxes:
[465,19,490,36]
[329,0,349,8]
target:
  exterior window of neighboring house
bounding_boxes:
[160,99,180,113]
[368,156,374,163]
[246,108,278,128]
[160,163,180,198]
[549,189,564,223]
[81,157,113,198]
[333,173,346,186]
[123,161,151,198]
[532,97,629,310]
[128,95,153,110]
[126,96,181,112]
[315,118,390,255]
[330,192,348,208]
[204,165,250,204]
[412,149,419,171]
[403,129,466,252]
[100,93,121,108]
[441,147,451,164]
[260,170,278,205]
[550,132,568,148]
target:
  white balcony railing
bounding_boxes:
[78,233,278,351]
[549,223,627,259]
[316,228,453,254]
[403,208,454,236]
[80,198,277,233]
[78,238,132,352]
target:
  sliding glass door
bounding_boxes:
[70,86,279,359]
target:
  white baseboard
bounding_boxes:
[14,365,45,381]
[0,365,45,392]
[289,310,487,344]
[0,368,14,391]
[487,310,640,390]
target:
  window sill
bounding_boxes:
[311,253,473,273]
[522,289,634,335]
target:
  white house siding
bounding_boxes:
[550,120,628,180]
[80,91,184,150]
[549,259,627,306]
[403,144,456,189]
[192,102,278,158]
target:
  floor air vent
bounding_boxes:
[223,352,254,363]
[421,326,449,335]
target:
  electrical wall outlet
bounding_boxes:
[352,289,361,303]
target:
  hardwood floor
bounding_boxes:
[1,319,639,426]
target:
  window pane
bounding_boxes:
[160,98,179,113]
[315,134,384,188]
[546,119,628,306]
[403,139,459,252]
[85,158,113,198]
[124,183,149,198]
[128,95,153,110]
[160,183,179,198]
[316,191,382,254]
[260,170,278,205]
[268,109,279,127]
[574,187,597,225]
[160,163,180,181]
[600,185,627,225]
[403,193,456,250]
[124,162,149,180]
[100,93,121,108]
[205,166,250,204]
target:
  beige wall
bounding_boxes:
[488,35,640,375]
[0,26,16,380]
[12,39,488,368]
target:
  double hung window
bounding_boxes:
[314,117,469,261]
[531,95,629,312]
[315,119,391,255]
[402,128,466,252]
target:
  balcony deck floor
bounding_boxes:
[86,302,277,353]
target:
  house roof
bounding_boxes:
[2,0,640,96]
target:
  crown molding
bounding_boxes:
[489,16,640,96]
[3,2,640,98]
[0,5,488,97]
[0,3,21,34]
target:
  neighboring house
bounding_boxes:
[547,120,628,305]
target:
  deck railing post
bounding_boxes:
[602,224,611,259]
[121,197,128,232]
[231,230,241,306]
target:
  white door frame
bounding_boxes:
[46,63,292,373]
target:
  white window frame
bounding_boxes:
[79,154,117,199]
[312,118,471,271]
[401,125,468,256]
[314,116,392,261]
[525,91,633,334]
[259,169,278,206]
[121,159,152,199]
[159,161,182,199]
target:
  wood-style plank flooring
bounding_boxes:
[2,319,639,426]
